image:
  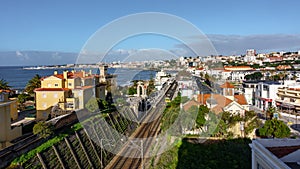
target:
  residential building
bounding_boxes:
[35,66,113,120]
[255,81,284,111]
[224,66,253,71]
[0,92,22,149]
[246,49,256,56]
[178,80,195,99]
[250,139,300,169]
[197,82,249,115]
[243,81,259,105]
[276,83,300,114]
[255,81,296,111]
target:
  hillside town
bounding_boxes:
[1,49,300,168]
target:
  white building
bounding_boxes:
[154,70,171,90]
[250,139,300,169]
[255,81,284,111]
[243,81,259,105]
[244,49,257,62]
[254,80,296,111]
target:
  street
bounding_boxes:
[250,105,300,137]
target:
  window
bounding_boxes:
[68,83,72,87]
[66,103,74,109]
[42,93,47,98]
[54,83,58,87]
[42,103,47,108]
[47,84,51,87]
[53,93,58,98]
[0,94,3,101]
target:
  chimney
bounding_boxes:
[82,70,85,78]
[89,69,92,76]
[63,71,68,79]
[54,70,58,75]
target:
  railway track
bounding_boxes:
[105,81,177,169]
[106,105,162,169]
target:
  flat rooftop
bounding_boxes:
[255,139,300,169]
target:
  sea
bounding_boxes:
[0,66,157,90]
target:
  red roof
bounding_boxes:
[34,88,70,92]
[220,82,235,89]
[183,100,199,111]
[234,95,248,105]
[197,94,233,114]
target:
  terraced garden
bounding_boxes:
[8,110,137,169]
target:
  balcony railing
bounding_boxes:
[275,99,300,107]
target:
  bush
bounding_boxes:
[33,121,54,138]
[258,119,291,138]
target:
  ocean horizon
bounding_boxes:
[0,66,157,90]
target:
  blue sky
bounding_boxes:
[1,0,300,65]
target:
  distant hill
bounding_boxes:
[0,51,77,66]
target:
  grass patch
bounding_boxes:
[11,122,83,165]
[11,134,67,165]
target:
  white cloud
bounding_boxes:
[172,34,300,56]
[207,34,300,55]
[15,50,29,60]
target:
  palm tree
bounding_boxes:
[25,74,41,95]
[0,78,11,90]
[266,106,277,120]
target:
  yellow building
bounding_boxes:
[0,92,22,149]
[35,67,112,121]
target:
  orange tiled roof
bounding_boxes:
[0,89,11,93]
[276,65,292,70]
[224,66,252,69]
[223,70,231,72]
[183,100,199,111]
[41,71,95,80]
[234,94,248,105]
[197,94,233,114]
[220,82,235,89]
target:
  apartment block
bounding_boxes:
[35,66,113,121]
[0,92,21,149]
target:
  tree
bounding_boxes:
[196,105,209,128]
[266,106,277,119]
[0,78,11,90]
[33,121,54,138]
[128,80,138,95]
[17,93,30,104]
[25,74,41,95]
[17,93,31,110]
[147,77,155,95]
[245,72,263,80]
[85,98,100,113]
[258,119,291,138]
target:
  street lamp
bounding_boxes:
[240,121,245,137]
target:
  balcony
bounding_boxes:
[275,99,300,107]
